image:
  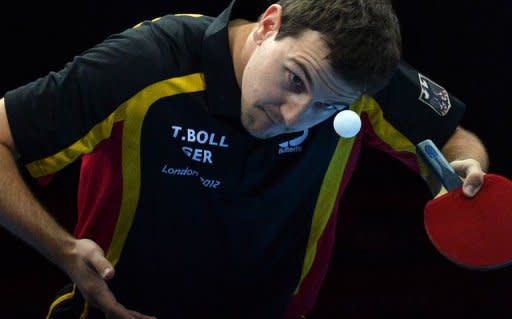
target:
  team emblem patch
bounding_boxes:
[278,129,309,155]
[418,73,452,116]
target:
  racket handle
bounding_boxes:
[416,139,463,191]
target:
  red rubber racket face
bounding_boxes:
[424,174,512,270]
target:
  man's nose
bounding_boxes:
[280,96,311,127]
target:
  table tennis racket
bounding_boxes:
[416,139,512,270]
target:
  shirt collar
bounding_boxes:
[201,0,266,119]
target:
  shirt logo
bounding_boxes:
[171,125,229,164]
[161,165,222,189]
[278,129,309,155]
[418,73,452,116]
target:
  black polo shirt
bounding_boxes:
[4,1,464,318]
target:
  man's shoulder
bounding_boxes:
[124,14,214,67]
[153,14,215,37]
[127,14,214,48]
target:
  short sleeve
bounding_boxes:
[357,60,466,175]
[3,16,195,175]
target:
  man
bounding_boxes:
[0,0,488,318]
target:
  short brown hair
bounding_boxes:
[275,0,402,94]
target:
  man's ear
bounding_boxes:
[253,4,283,44]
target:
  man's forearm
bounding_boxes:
[441,126,489,171]
[0,144,76,270]
[424,126,489,197]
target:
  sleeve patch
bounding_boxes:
[418,73,452,116]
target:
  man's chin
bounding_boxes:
[245,126,279,139]
[246,125,305,139]
[248,130,274,139]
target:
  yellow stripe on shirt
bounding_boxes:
[106,73,206,267]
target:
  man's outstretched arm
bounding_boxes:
[0,97,155,319]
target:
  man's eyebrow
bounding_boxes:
[290,58,312,87]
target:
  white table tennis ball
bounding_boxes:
[333,109,361,138]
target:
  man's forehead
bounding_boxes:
[285,31,363,102]
[330,77,363,101]
[312,63,363,104]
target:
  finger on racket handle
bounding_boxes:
[416,139,462,191]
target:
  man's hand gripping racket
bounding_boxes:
[417,139,512,270]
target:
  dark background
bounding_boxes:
[1,1,510,318]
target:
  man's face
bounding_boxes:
[240,30,362,139]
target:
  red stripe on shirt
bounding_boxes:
[74,122,124,252]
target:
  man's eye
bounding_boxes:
[288,72,305,92]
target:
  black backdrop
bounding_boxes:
[1,1,510,317]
